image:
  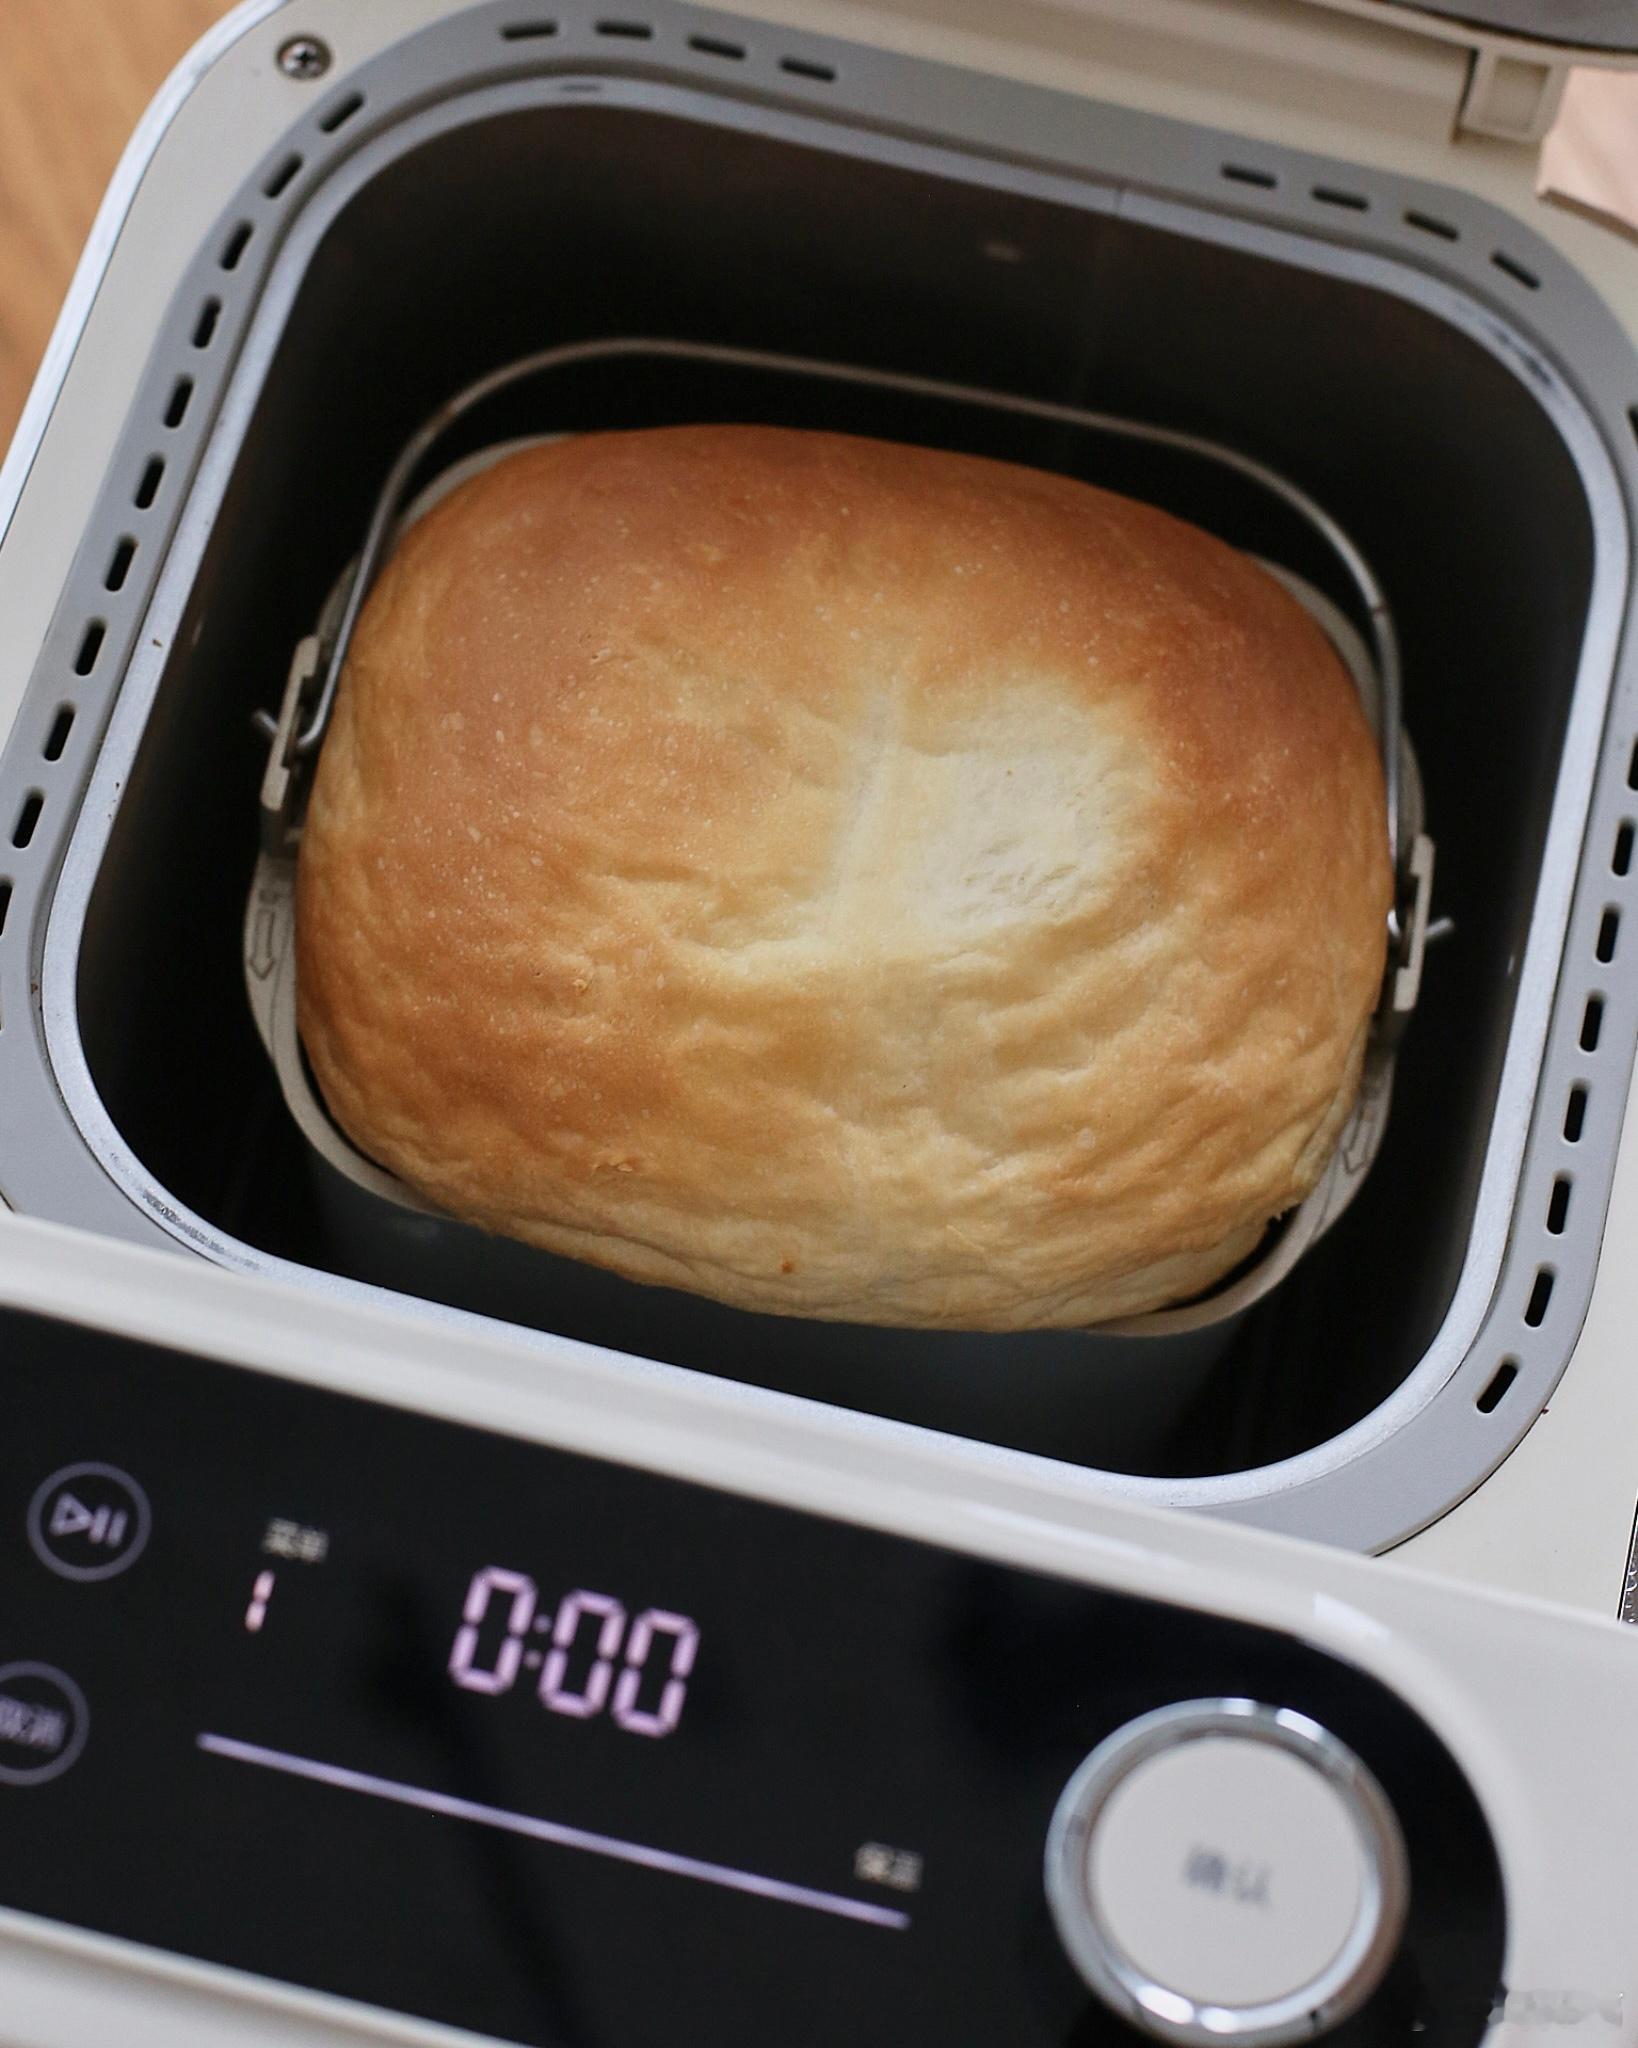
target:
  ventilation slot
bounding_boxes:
[318,91,365,132]
[42,706,75,763]
[164,378,194,430]
[501,19,558,38]
[1476,1360,1518,1414]
[12,794,43,850]
[1547,1176,1571,1236]
[1598,908,1621,964]
[1565,1084,1588,1142]
[688,33,744,57]
[596,18,654,35]
[1581,996,1604,1053]
[1405,208,1458,241]
[780,54,837,80]
[1629,736,1638,789]
[0,879,10,935]
[192,299,221,350]
[105,537,137,593]
[134,458,165,511]
[263,155,303,200]
[74,623,105,678]
[1222,164,1276,189]
[1615,821,1635,877]
[1312,185,1368,211]
[1524,1271,1555,1328]
[1492,250,1540,290]
[220,222,254,271]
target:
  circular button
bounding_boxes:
[1046,1700,1408,2046]
[27,1463,151,1581]
[0,1664,89,1786]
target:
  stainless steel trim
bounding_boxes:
[0,0,292,555]
[1043,1698,1410,2046]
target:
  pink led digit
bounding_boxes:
[540,1591,626,1718]
[611,1610,700,1737]
[448,1567,538,1695]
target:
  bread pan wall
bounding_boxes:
[5,5,1633,1547]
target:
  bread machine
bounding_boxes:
[6,0,1638,2041]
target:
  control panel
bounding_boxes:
[0,1307,1504,2046]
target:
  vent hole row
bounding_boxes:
[0,690,78,1031]
[1511,780,1638,1406]
[14,170,263,956]
[25,224,223,891]
[0,75,334,1017]
[1212,168,1539,287]
[499,17,835,76]
[1,688,81,1024]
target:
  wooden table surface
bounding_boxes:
[1,1,1636,459]
[0,0,236,454]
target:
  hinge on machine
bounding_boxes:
[1457,45,1567,143]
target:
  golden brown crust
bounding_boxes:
[295,425,1390,1329]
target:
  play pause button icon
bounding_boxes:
[28,1465,151,1581]
[49,1495,129,1550]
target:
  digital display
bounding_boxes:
[446,1567,700,1736]
[0,1307,1502,2046]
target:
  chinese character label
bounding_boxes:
[0,1697,66,1752]
[1183,1846,1271,1907]
[263,1519,330,1563]
[854,1843,924,1892]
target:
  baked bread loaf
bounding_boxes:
[296,424,1391,1330]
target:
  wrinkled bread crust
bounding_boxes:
[297,426,1390,1329]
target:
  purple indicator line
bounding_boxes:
[197,1734,910,1931]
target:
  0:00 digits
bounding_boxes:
[448,1564,700,1738]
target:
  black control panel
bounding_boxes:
[0,1306,1502,2045]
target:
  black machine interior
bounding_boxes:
[72,100,1598,1480]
